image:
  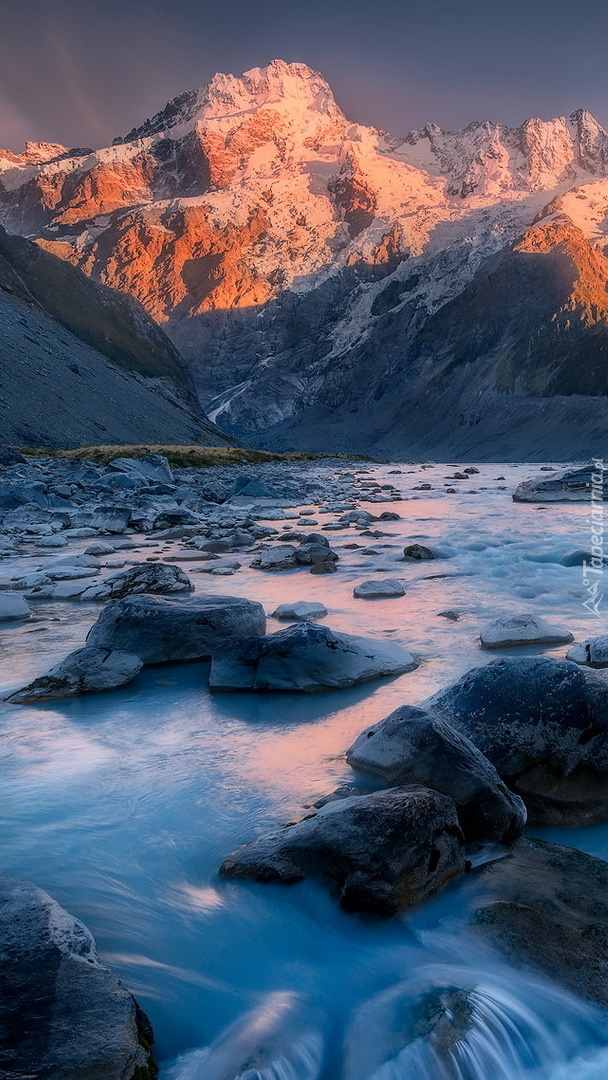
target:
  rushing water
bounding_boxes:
[1,461,607,1078]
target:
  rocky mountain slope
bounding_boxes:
[3,60,608,456]
[0,228,231,447]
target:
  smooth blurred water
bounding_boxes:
[1,461,607,1077]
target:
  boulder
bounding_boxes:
[209,623,417,692]
[89,505,132,533]
[353,579,405,599]
[271,601,328,621]
[109,453,173,484]
[5,647,143,704]
[480,614,573,649]
[80,562,193,601]
[469,838,608,1009]
[403,544,438,560]
[347,705,526,842]
[513,465,608,502]
[0,874,155,1079]
[0,593,30,621]
[429,657,608,824]
[250,545,297,571]
[87,593,266,664]
[220,787,466,916]
[567,636,608,667]
[294,540,338,568]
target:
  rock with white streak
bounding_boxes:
[5,647,143,703]
[80,562,193,600]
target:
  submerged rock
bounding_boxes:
[480,614,573,649]
[87,593,266,664]
[470,837,608,1009]
[0,874,155,1079]
[220,787,466,916]
[80,562,193,600]
[353,579,405,598]
[513,465,608,502]
[5,647,143,703]
[429,657,608,825]
[209,622,417,692]
[347,706,526,842]
[567,635,608,667]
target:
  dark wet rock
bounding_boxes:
[309,560,337,574]
[250,544,297,571]
[5,647,143,704]
[209,622,417,692]
[220,787,466,916]
[403,544,438,560]
[347,705,526,842]
[271,601,328,621]
[437,610,461,621]
[480,614,573,649]
[559,548,604,566]
[469,837,608,1009]
[87,593,266,664]
[429,657,608,825]
[513,465,608,502]
[80,562,193,600]
[0,874,155,1079]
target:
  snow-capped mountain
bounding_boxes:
[3,59,608,455]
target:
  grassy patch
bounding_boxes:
[19,444,380,468]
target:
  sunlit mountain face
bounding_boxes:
[3,59,608,457]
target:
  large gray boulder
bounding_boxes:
[87,593,266,664]
[469,838,608,1009]
[513,465,608,502]
[347,706,526,842]
[5,647,143,704]
[89,505,132,533]
[80,562,193,601]
[249,544,297,571]
[0,874,155,1079]
[429,657,608,825]
[209,623,417,692]
[220,787,465,916]
[109,454,174,485]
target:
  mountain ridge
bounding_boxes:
[2,60,608,456]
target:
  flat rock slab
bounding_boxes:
[220,787,466,916]
[469,837,608,1009]
[513,466,608,502]
[480,614,573,649]
[87,593,266,664]
[429,657,608,826]
[347,705,526,842]
[5,647,143,704]
[353,579,405,599]
[0,874,155,1079]
[209,622,417,692]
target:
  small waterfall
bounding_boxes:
[343,965,608,1080]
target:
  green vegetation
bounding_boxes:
[20,444,379,468]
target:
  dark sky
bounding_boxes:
[1,0,608,151]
